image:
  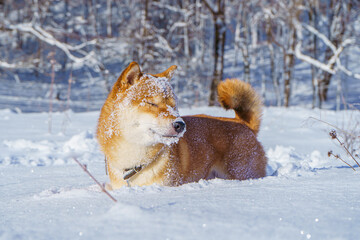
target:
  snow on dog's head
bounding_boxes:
[105,62,186,146]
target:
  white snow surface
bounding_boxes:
[0,107,359,240]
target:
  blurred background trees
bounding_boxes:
[0,0,359,112]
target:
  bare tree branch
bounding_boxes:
[295,23,360,80]
[202,0,216,15]
[295,42,336,74]
[4,22,96,64]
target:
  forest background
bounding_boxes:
[1,0,359,113]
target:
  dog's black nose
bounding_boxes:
[173,121,186,133]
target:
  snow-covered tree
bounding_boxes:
[0,0,359,110]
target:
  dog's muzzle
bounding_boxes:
[173,120,186,134]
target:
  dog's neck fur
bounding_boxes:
[107,140,170,187]
[125,144,171,186]
[110,139,166,172]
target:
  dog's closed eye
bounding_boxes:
[145,101,158,107]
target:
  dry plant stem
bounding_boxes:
[65,70,72,111]
[347,102,360,112]
[333,135,360,168]
[328,152,356,171]
[61,69,73,134]
[48,52,55,134]
[309,117,357,139]
[72,157,117,203]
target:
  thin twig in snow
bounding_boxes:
[328,151,356,171]
[307,117,357,139]
[329,130,360,168]
[48,52,55,134]
[72,157,117,203]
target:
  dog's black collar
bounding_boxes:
[123,165,144,180]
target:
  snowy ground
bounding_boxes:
[0,107,359,240]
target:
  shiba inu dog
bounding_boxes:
[97,62,267,189]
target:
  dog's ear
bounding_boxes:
[152,65,177,80]
[121,62,141,86]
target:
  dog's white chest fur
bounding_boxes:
[109,141,148,170]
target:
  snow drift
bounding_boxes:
[0,107,359,240]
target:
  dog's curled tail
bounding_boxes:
[217,79,263,135]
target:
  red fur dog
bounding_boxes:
[97,62,267,189]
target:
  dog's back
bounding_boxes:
[166,80,266,185]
